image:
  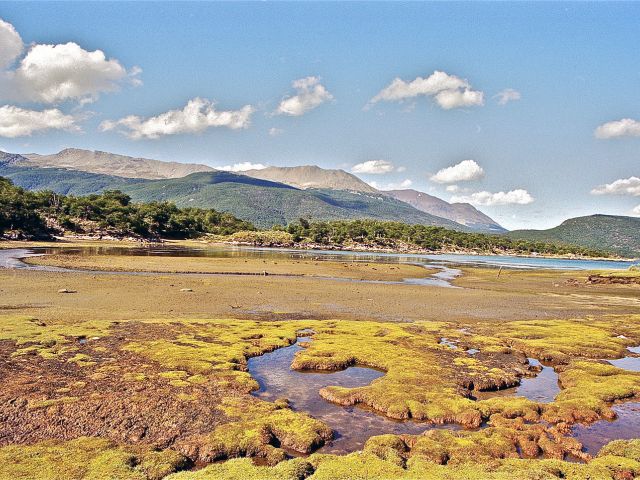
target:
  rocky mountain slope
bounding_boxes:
[386,189,505,233]
[243,165,378,193]
[20,148,215,179]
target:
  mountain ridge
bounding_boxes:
[508,214,640,258]
[20,148,216,179]
[243,165,378,193]
[385,189,506,233]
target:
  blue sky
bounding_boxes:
[0,2,639,229]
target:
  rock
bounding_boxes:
[57,289,77,294]
[179,288,193,292]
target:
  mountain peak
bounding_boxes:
[242,165,378,193]
[22,148,215,180]
[385,188,506,233]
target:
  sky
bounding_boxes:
[0,2,639,230]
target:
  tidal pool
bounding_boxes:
[572,402,640,454]
[608,346,640,372]
[248,335,457,454]
[473,358,561,403]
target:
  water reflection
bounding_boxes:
[572,402,640,454]
[248,336,456,454]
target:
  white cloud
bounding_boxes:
[594,118,640,139]
[275,76,333,116]
[268,127,283,136]
[494,88,521,105]
[218,162,268,172]
[0,18,140,105]
[100,97,254,139]
[446,185,460,193]
[633,205,640,216]
[369,70,484,110]
[0,105,78,137]
[368,179,413,191]
[430,160,485,184]
[591,176,640,196]
[451,189,534,206]
[352,159,396,174]
[0,18,23,68]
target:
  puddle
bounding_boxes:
[572,402,640,454]
[439,337,458,349]
[607,346,640,372]
[473,358,560,403]
[248,335,457,454]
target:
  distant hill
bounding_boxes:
[19,148,215,179]
[0,164,466,230]
[243,165,378,193]
[508,215,640,258]
[386,189,506,233]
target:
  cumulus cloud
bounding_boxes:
[633,205,640,216]
[0,18,140,104]
[591,176,640,196]
[430,160,485,184]
[0,104,78,137]
[268,127,283,136]
[0,18,23,68]
[594,118,640,139]
[446,185,460,193]
[368,179,413,191]
[451,189,534,206]
[352,159,396,174]
[369,70,484,110]
[100,98,254,139]
[494,88,521,105]
[218,162,268,172]
[275,76,333,116]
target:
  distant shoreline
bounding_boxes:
[1,236,635,263]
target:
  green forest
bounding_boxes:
[0,176,610,257]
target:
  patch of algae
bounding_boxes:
[0,437,186,480]
[166,438,640,480]
[199,397,332,463]
[0,314,113,358]
[122,319,313,391]
[544,360,640,423]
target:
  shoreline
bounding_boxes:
[0,236,637,263]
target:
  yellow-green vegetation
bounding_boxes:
[122,319,309,391]
[166,439,640,480]
[0,437,186,480]
[544,360,640,423]
[202,397,332,463]
[466,318,638,362]
[0,315,112,358]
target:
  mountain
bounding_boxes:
[385,189,506,233]
[20,148,215,179]
[0,163,467,230]
[243,165,378,193]
[507,215,640,258]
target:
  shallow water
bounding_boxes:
[0,247,461,287]
[572,402,640,454]
[248,336,457,454]
[608,346,640,372]
[473,358,560,404]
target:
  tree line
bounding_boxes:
[0,176,253,239]
[0,176,610,257]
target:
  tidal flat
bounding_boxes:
[0,242,639,479]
